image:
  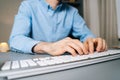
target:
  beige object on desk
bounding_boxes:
[0,42,9,52]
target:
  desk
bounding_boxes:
[0,52,120,80]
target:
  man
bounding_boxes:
[9,0,107,56]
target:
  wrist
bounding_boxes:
[32,42,52,54]
[32,44,37,53]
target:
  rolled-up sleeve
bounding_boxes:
[72,9,95,42]
[9,1,39,54]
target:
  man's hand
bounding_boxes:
[33,37,107,56]
[33,37,88,56]
[84,37,107,54]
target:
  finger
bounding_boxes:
[96,38,103,52]
[102,39,106,51]
[67,42,84,55]
[87,38,94,53]
[105,43,108,51]
[83,41,89,55]
[104,40,108,51]
[65,46,77,56]
[72,39,88,54]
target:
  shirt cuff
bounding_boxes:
[24,40,40,54]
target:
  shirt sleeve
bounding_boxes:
[9,1,39,54]
[72,9,96,42]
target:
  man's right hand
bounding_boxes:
[33,37,88,56]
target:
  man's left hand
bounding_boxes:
[84,38,107,54]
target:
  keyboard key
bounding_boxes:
[20,60,29,68]
[33,58,39,62]
[36,61,48,66]
[11,61,20,69]
[24,59,37,67]
[1,61,11,70]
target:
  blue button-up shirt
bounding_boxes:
[9,0,95,54]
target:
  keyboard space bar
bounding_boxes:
[0,54,120,80]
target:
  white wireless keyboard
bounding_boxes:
[0,50,120,79]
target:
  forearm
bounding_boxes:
[9,35,40,54]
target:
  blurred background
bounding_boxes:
[0,0,22,42]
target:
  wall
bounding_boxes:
[0,0,22,42]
